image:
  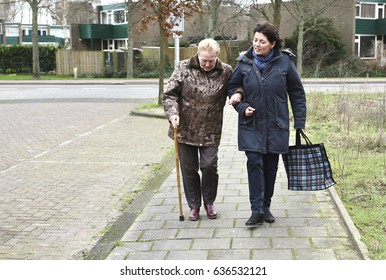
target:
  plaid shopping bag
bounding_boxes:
[282,129,336,191]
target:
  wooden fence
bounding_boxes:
[56,50,103,76]
[55,41,244,75]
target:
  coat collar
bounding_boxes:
[189,54,224,71]
[238,46,282,64]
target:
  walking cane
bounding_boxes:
[174,126,185,221]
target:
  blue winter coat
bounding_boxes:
[228,47,306,154]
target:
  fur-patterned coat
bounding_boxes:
[163,55,233,147]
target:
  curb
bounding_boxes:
[131,108,166,119]
[85,150,175,260]
[328,187,371,260]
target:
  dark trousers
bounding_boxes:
[178,143,219,209]
[245,152,279,213]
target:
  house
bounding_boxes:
[255,0,385,65]
[71,2,249,52]
[2,1,384,65]
[355,0,386,64]
[0,19,69,47]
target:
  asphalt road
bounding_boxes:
[0,78,385,102]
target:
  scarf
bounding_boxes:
[252,49,274,71]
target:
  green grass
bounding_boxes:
[0,74,76,80]
[136,103,162,110]
[0,74,158,80]
[306,92,386,260]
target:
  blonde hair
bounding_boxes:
[197,38,220,56]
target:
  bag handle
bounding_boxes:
[296,129,313,147]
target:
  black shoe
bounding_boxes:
[264,208,275,223]
[245,213,264,226]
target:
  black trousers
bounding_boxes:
[178,143,219,209]
[245,152,279,213]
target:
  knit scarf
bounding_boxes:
[252,49,274,71]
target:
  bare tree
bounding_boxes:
[140,0,203,105]
[0,0,22,22]
[126,0,142,78]
[249,0,283,30]
[284,0,339,76]
[24,0,43,79]
[200,0,222,38]
[49,1,95,25]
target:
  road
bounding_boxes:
[0,79,385,102]
[0,84,158,100]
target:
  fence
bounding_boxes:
[55,41,246,76]
[56,50,103,76]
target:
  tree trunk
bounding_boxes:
[296,19,304,77]
[31,1,40,79]
[126,0,134,78]
[208,0,221,38]
[158,25,166,105]
[198,2,206,38]
[272,0,282,30]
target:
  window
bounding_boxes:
[114,39,127,50]
[356,4,360,17]
[101,12,107,24]
[360,3,376,19]
[6,27,20,36]
[114,10,126,24]
[102,39,114,51]
[38,29,47,36]
[359,36,376,58]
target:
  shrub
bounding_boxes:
[0,45,56,74]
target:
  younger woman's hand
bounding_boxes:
[245,107,255,117]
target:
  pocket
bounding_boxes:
[239,115,255,131]
[275,100,289,130]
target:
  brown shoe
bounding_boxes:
[204,204,217,219]
[189,208,200,221]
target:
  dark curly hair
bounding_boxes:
[253,22,284,50]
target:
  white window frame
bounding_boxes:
[102,39,128,51]
[356,35,377,59]
[101,11,108,24]
[38,29,48,36]
[378,3,384,19]
[113,9,127,24]
[357,3,377,19]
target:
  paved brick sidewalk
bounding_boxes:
[107,105,367,260]
[0,101,172,259]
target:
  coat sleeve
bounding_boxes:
[286,58,307,129]
[227,62,249,116]
[162,62,183,121]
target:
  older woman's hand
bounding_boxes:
[169,115,179,129]
[228,93,243,105]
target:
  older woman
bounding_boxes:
[228,22,306,226]
[163,38,233,221]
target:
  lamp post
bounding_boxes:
[170,14,184,67]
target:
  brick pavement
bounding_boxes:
[0,100,173,259]
[106,105,369,260]
[0,82,371,261]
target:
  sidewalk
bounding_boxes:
[106,105,369,260]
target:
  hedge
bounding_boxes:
[0,45,56,74]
